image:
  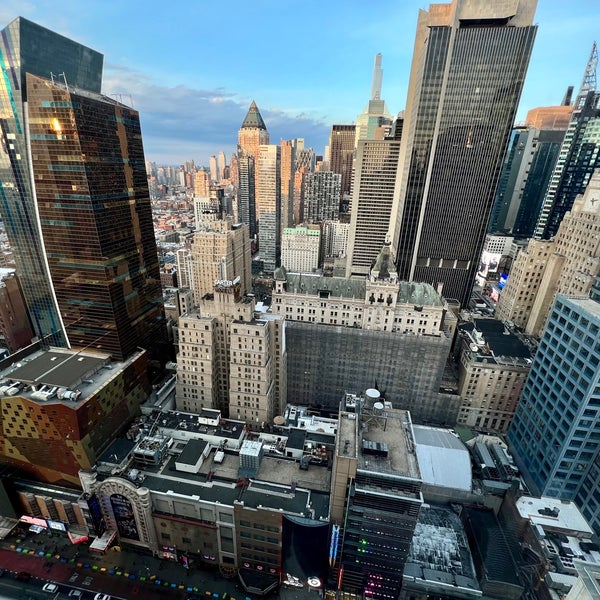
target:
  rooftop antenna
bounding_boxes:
[371,53,383,101]
[575,42,597,109]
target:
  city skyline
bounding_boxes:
[0,0,598,165]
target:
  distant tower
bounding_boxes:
[391,0,537,307]
[355,54,393,145]
[329,124,356,201]
[194,168,211,197]
[535,43,600,239]
[238,101,269,160]
[217,151,227,182]
[209,155,218,183]
[303,172,342,223]
[280,140,295,230]
[257,145,281,272]
[346,139,401,277]
[237,155,257,238]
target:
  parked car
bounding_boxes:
[42,583,59,593]
[93,594,111,600]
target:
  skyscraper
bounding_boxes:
[329,124,356,201]
[237,101,269,161]
[26,74,167,361]
[303,171,342,223]
[354,54,393,145]
[535,44,600,239]
[0,17,167,361]
[391,0,537,306]
[237,154,257,238]
[346,138,401,277]
[508,291,600,502]
[257,145,281,272]
[279,140,295,229]
[190,219,251,303]
[0,17,104,347]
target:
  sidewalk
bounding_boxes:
[1,527,245,599]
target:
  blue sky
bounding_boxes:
[1,0,599,165]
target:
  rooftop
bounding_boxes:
[413,426,472,491]
[280,273,444,306]
[357,408,421,481]
[0,347,140,405]
[460,319,532,366]
[516,496,594,535]
[404,505,480,597]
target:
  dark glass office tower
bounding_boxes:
[26,74,166,361]
[535,44,600,239]
[391,0,537,307]
[0,17,103,346]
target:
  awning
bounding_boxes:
[89,529,117,552]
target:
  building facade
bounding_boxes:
[0,347,151,486]
[272,244,458,423]
[256,145,281,272]
[508,293,600,502]
[391,0,537,306]
[280,227,321,274]
[495,239,555,329]
[0,270,34,353]
[190,219,251,303]
[176,282,286,423]
[303,171,341,223]
[0,17,104,347]
[535,44,600,239]
[329,125,356,201]
[456,319,532,434]
[26,74,168,361]
[330,396,422,599]
[346,139,401,277]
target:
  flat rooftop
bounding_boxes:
[516,496,593,535]
[140,453,329,519]
[197,447,331,493]
[357,408,421,481]
[413,426,472,492]
[404,505,480,596]
[6,349,108,389]
[0,347,141,405]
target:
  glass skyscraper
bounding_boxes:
[0,18,167,361]
[508,293,600,502]
[0,17,103,346]
[391,0,537,307]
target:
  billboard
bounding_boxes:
[110,493,139,541]
[46,519,67,532]
[86,494,106,537]
[478,251,502,279]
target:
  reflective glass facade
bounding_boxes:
[393,3,536,306]
[0,17,103,346]
[26,74,166,360]
[508,295,600,500]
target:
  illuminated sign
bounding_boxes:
[329,524,340,566]
[46,519,67,532]
[110,494,139,541]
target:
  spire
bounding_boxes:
[575,42,598,109]
[371,53,383,101]
[240,100,267,130]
